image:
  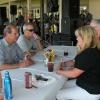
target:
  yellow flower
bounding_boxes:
[43,49,56,62]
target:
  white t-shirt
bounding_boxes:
[17,35,37,52]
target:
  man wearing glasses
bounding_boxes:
[0,24,33,70]
[17,23,42,56]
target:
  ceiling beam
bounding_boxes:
[0,0,17,4]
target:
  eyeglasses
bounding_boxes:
[27,29,35,32]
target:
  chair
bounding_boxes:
[59,41,73,46]
[52,33,61,45]
[52,33,73,46]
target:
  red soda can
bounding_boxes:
[25,72,32,89]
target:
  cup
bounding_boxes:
[64,49,68,56]
[47,62,54,72]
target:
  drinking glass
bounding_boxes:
[47,62,54,72]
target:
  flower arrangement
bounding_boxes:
[44,49,55,62]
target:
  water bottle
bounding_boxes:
[4,71,12,100]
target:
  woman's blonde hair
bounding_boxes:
[75,25,100,53]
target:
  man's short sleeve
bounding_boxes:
[17,35,28,52]
[15,44,24,60]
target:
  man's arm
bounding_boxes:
[35,39,43,50]
[17,35,28,53]
[33,34,43,50]
[0,59,34,71]
[0,63,19,70]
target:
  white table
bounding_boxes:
[1,46,76,100]
[33,46,76,62]
[2,68,66,100]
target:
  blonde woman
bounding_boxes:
[56,25,100,100]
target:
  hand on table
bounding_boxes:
[18,59,34,68]
[24,51,36,57]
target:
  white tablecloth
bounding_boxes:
[1,46,76,100]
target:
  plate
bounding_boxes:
[32,74,56,87]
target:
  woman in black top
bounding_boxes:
[56,25,100,100]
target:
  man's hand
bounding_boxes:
[24,50,36,57]
[18,59,34,68]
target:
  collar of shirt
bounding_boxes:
[3,38,15,48]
